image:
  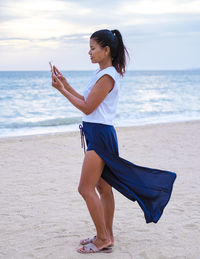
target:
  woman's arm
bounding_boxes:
[52,72,114,115]
[63,81,85,100]
[53,66,85,100]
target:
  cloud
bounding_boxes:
[1,0,199,41]
[0,33,90,52]
[0,0,93,40]
[122,13,200,39]
[0,0,200,69]
[118,0,200,15]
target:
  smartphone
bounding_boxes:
[49,61,53,72]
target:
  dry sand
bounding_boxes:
[0,120,200,259]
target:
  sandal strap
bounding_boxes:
[80,235,96,245]
[83,243,99,252]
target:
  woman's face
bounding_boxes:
[88,38,109,64]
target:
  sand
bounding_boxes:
[0,120,200,259]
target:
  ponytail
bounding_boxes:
[90,29,129,76]
[110,29,129,76]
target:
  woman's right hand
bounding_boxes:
[53,66,68,87]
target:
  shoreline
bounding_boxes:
[0,118,199,141]
[0,119,200,258]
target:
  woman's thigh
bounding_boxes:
[79,150,105,190]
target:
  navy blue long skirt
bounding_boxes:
[80,121,176,224]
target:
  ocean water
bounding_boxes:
[0,70,200,137]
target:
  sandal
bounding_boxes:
[77,243,113,254]
[80,236,96,245]
[80,236,114,247]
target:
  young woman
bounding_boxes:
[51,29,176,254]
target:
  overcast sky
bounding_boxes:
[0,0,200,70]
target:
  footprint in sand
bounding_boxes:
[183,223,197,229]
[135,228,149,232]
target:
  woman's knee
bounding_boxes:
[78,184,85,197]
[78,184,93,199]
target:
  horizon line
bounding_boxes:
[0,68,200,72]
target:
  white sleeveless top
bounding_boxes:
[82,66,119,126]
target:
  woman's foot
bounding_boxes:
[77,243,113,254]
[78,236,112,253]
[80,235,114,246]
[93,236,111,250]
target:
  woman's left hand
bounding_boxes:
[52,72,65,91]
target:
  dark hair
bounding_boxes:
[90,29,129,76]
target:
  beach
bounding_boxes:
[0,120,199,259]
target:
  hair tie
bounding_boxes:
[111,30,116,37]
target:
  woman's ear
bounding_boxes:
[105,46,111,56]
